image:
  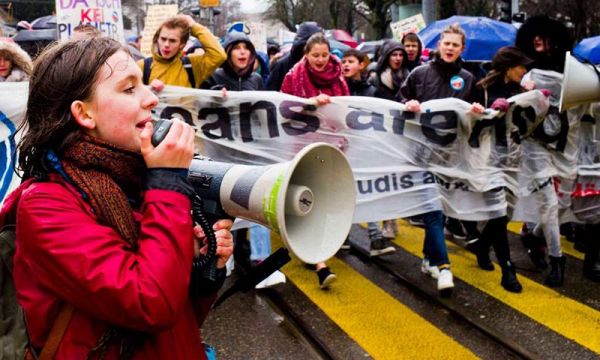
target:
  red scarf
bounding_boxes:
[281,56,349,98]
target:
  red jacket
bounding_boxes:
[0,175,215,359]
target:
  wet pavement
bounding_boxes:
[202,221,600,359]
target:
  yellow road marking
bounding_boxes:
[394,220,600,354]
[507,222,584,260]
[271,234,477,359]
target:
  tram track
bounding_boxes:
[358,248,540,360]
[254,246,539,360]
[260,288,339,360]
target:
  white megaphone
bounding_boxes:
[559,51,600,112]
[188,142,356,264]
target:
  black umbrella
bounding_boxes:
[13,29,57,42]
[356,40,384,55]
[30,15,57,30]
[13,29,57,58]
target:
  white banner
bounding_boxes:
[0,82,27,207]
[153,85,553,222]
[2,79,598,224]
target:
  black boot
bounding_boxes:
[583,225,600,282]
[476,246,494,271]
[501,261,522,293]
[544,255,566,287]
[521,232,548,269]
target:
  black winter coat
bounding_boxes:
[202,67,264,91]
[347,78,377,97]
[477,80,524,107]
[400,56,476,103]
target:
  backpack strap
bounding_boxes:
[37,304,74,360]
[142,57,152,85]
[181,56,196,88]
[1,223,73,360]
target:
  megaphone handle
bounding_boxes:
[191,195,219,281]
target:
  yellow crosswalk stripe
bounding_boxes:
[506,222,584,260]
[271,233,478,359]
[394,220,600,354]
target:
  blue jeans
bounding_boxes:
[422,210,450,267]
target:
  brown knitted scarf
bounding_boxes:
[61,135,146,250]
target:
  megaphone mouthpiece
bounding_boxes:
[285,184,313,216]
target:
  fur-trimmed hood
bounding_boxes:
[0,40,33,81]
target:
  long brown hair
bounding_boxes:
[18,37,126,179]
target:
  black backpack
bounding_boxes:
[142,56,196,88]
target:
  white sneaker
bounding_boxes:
[437,269,454,297]
[255,270,286,289]
[420,259,440,279]
[225,256,235,277]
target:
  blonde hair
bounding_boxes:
[440,23,466,46]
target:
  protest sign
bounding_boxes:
[140,4,178,57]
[55,0,125,41]
[390,13,426,41]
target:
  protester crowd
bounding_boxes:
[0,12,599,360]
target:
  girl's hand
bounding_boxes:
[313,93,331,106]
[149,79,165,93]
[139,118,195,169]
[470,102,485,114]
[193,219,234,269]
[522,80,536,91]
[405,100,421,112]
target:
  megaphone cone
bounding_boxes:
[559,51,600,112]
[188,143,356,264]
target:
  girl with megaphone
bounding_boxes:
[0,37,233,359]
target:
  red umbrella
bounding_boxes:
[328,29,358,48]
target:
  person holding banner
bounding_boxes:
[202,31,264,91]
[513,16,573,287]
[369,39,408,101]
[468,46,538,293]
[341,48,396,257]
[139,15,226,88]
[281,32,349,288]
[0,39,32,82]
[400,23,487,296]
[266,21,322,91]
[2,37,233,359]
